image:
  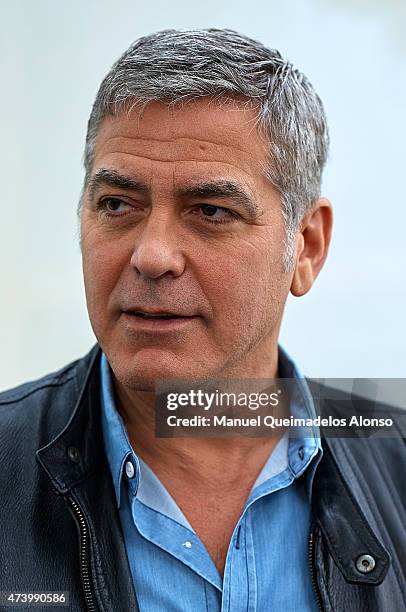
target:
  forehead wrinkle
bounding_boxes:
[92,153,262,185]
[95,134,258,159]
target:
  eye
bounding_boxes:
[98,197,132,216]
[197,204,238,224]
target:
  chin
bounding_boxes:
[107,346,200,391]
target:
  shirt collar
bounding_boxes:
[100,353,139,508]
[278,344,323,497]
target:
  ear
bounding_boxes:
[290,198,333,297]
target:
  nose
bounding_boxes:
[130,212,186,280]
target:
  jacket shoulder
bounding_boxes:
[0,345,100,449]
[0,361,78,406]
[307,379,405,508]
[306,378,406,438]
[0,345,100,406]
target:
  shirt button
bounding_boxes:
[125,460,135,479]
[182,541,192,549]
[298,446,305,460]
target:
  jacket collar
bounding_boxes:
[36,344,139,612]
[37,344,103,494]
[313,437,390,585]
[36,344,390,587]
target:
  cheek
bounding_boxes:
[200,239,283,320]
[82,232,128,319]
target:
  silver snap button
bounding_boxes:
[355,554,376,573]
[125,460,135,479]
[182,541,192,549]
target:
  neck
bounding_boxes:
[113,343,287,489]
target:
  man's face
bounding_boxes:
[81,99,295,390]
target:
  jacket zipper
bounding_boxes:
[308,529,324,611]
[67,495,98,612]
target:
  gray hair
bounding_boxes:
[82,28,329,270]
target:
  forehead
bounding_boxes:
[92,99,271,188]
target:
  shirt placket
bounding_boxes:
[245,511,258,611]
[222,515,252,612]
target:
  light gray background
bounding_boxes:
[1,0,405,390]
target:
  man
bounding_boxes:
[0,28,404,612]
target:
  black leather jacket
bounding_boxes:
[0,345,405,611]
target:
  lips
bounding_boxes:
[124,309,195,320]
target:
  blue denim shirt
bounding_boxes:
[100,347,322,611]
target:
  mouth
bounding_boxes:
[120,309,200,332]
[124,310,195,320]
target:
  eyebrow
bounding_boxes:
[88,168,260,219]
[87,168,149,201]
